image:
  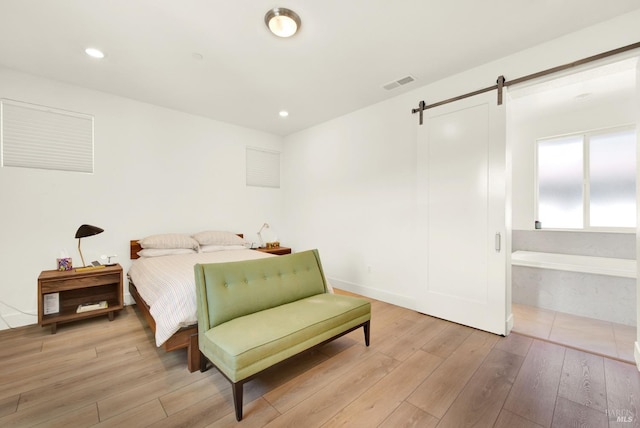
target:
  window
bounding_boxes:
[1,99,94,173]
[536,127,636,230]
[246,147,280,188]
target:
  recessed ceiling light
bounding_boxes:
[265,8,301,38]
[85,48,105,59]
[279,111,289,117]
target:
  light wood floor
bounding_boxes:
[1,295,639,427]
[512,303,637,364]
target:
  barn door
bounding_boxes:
[416,91,508,335]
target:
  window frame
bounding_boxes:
[534,124,637,232]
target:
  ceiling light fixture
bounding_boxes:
[265,8,301,38]
[85,47,105,59]
[279,111,289,117]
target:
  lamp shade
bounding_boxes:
[75,224,104,269]
[75,224,104,239]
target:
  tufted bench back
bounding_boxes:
[194,249,328,330]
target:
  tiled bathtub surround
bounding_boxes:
[513,266,636,325]
[512,230,635,258]
[512,230,636,326]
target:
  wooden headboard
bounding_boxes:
[130,240,143,259]
[130,234,244,260]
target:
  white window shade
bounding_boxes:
[246,147,280,188]
[536,126,636,230]
[1,99,94,173]
[589,129,636,227]
[537,135,584,229]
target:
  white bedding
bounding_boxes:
[128,249,273,346]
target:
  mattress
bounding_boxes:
[128,249,273,346]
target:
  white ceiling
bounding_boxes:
[509,57,638,114]
[0,1,639,136]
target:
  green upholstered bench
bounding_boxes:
[194,249,371,421]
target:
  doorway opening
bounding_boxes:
[507,56,638,363]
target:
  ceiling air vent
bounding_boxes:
[382,75,416,91]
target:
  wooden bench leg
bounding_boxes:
[200,352,209,373]
[364,320,370,346]
[232,382,244,421]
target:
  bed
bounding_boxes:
[127,232,273,372]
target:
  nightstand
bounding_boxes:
[37,264,124,334]
[254,246,292,256]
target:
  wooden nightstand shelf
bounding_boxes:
[37,263,124,334]
[254,246,292,256]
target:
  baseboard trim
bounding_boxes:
[326,277,417,311]
[0,312,37,330]
[506,313,514,335]
[124,292,135,306]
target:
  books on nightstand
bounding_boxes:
[76,300,108,313]
[43,293,60,315]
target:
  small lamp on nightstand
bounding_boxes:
[257,223,280,248]
[75,224,104,271]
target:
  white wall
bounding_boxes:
[282,10,640,309]
[0,68,283,329]
[282,96,419,308]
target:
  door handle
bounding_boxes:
[495,233,501,252]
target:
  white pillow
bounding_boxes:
[199,244,247,253]
[139,233,199,250]
[137,248,197,258]
[192,230,247,246]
